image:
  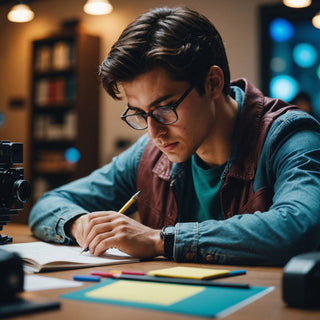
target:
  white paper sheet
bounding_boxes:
[24,275,83,291]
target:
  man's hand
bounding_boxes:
[70,211,164,259]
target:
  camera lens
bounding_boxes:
[12,180,31,203]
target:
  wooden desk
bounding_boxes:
[2,224,320,320]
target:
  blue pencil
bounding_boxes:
[73,275,101,282]
[212,269,247,279]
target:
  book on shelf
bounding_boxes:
[35,77,76,106]
[34,40,75,72]
[52,41,71,70]
[35,79,49,106]
[68,40,76,66]
[34,45,51,72]
[1,241,139,273]
[33,111,77,140]
[48,80,57,104]
[55,77,66,104]
[65,76,76,101]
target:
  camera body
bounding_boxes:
[0,167,27,211]
[0,141,31,244]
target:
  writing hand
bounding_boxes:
[71,211,164,259]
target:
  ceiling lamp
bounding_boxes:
[312,11,320,29]
[83,0,113,15]
[7,3,35,23]
[283,0,312,8]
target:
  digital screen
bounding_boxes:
[260,3,320,119]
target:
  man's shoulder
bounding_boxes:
[265,110,320,149]
[271,109,320,132]
[129,133,151,157]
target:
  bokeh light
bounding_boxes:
[293,43,317,68]
[64,147,81,163]
[0,112,5,127]
[270,75,298,101]
[269,18,294,42]
[270,57,287,72]
[312,11,320,29]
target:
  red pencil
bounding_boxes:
[91,270,145,277]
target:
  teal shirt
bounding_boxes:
[181,157,224,222]
[181,86,244,223]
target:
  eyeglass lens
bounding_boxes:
[123,85,193,130]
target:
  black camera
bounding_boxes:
[0,141,31,244]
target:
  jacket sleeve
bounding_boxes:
[174,113,320,266]
[28,134,148,244]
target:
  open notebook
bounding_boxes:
[2,241,139,273]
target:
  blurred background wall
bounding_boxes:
[0,0,279,170]
[2,0,320,222]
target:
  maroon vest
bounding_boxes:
[136,79,297,228]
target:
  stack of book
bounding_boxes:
[34,40,75,73]
[35,76,76,106]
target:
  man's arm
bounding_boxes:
[174,115,320,265]
[28,134,149,244]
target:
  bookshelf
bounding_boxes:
[30,27,100,204]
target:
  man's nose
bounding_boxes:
[147,117,167,139]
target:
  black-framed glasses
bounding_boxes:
[121,85,194,130]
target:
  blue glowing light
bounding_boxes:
[293,43,317,68]
[64,147,80,163]
[269,18,294,42]
[0,112,4,127]
[317,65,320,79]
[270,75,298,102]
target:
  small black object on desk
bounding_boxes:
[0,249,60,318]
[282,252,320,308]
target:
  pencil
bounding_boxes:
[118,191,141,213]
[79,190,141,255]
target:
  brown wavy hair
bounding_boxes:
[99,7,230,100]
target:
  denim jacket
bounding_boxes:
[29,79,320,266]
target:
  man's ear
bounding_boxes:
[205,65,225,99]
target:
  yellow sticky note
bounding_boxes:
[148,266,230,280]
[86,280,204,306]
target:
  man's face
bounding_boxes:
[122,67,217,163]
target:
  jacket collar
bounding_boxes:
[152,78,294,182]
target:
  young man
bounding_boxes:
[29,7,320,266]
